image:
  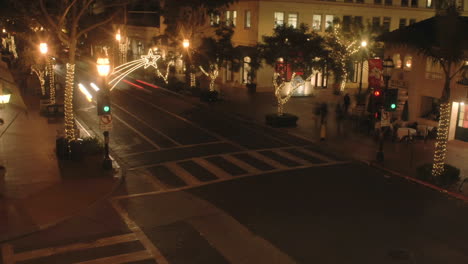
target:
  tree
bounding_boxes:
[259,24,324,116]
[193,24,237,92]
[381,5,468,177]
[32,0,125,142]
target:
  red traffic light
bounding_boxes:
[374,90,381,96]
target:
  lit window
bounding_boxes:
[210,13,220,26]
[312,15,322,31]
[325,15,334,30]
[393,54,402,68]
[404,55,412,70]
[426,0,433,7]
[288,13,298,28]
[226,11,237,27]
[274,12,285,27]
[245,10,251,28]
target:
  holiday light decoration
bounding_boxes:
[109,49,171,90]
[273,72,311,116]
[326,24,360,91]
[199,64,219,91]
[157,60,175,84]
[48,56,56,104]
[31,65,46,96]
[431,102,451,177]
[64,63,76,141]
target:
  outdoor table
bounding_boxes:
[397,127,417,140]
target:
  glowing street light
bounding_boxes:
[116,31,121,42]
[97,57,111,77]
[0,88,12,105]
[183,39,190,49]
[39,43,48,54]
[96,57,112,170]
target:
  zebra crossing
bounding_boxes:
[127,146,347,193]
[1,233,160,264]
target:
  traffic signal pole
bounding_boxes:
[376,75,391,163]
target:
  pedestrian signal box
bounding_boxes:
[384,89,398,112]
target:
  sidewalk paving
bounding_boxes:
[0,61,121,242]
[203,85,468,196]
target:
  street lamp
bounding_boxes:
[358,40,367,94]
[96,57,112,170]
[376,56,394,162]
[0,88,12,105]
[183,39,195,88]
[39,42,56,104]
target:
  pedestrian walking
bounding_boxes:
[343,93,350,114]
[319,103,328,141]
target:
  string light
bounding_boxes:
[431,102,451,177]
[48,56,56,104]
[273,72,311,116]
[157,60,175,84]
[64,63,76,142]
[200,64,219,92]
[31,65,46,95]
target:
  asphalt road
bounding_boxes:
[1,72,468,264]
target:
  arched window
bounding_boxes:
[393,54,402,68]
[404,55,412,70]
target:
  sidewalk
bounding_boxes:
[0,61,121,242]
[209,85,468,196]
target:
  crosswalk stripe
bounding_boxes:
[143,171,168,191]
[248,151,288,169]
[165,163,201,185]
[75,250,152,264]
[221,155,262,174]
[192,158,231,180]
[298,148,334,162]
[13,233,138,262]
[274,149,312,166]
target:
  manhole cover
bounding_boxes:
[388,249,412,261]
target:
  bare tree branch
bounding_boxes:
[39,0,59,32]
[58,0,80,32]
[77,12,117,39]
[74,0,95,27]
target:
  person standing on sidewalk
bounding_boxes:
[343,93,351,115]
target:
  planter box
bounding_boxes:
[265,113,298,127]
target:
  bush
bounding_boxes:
[416,163,460,188]
[81,136,104,155]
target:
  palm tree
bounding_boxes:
[381,5,468,177]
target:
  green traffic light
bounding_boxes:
[103,106,110,112]
[391,103,396,109]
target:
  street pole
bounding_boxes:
[376,75,389,163]
[358,57,364,94]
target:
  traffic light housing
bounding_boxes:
[97,91,111,116]
[370,88,384,113]
[384,89,398,112]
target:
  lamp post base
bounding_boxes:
[103,158,113,170]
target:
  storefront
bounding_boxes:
[455,102,468,142]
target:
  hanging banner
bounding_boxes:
[368,59,383,89]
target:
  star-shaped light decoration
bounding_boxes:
[141,49,161,69]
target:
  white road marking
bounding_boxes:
[248,151,288,169]
[119,141,226,158]
[13,233,137,262]
[112,161,352,201]
[119,89,247,151]
[142,171,168,191]
[274,149,312,166]
[298,148,335,163]
[111,200,169,264]
[165,163,201,185]
[112,103,181,146]
[192,157,232,180]
[221,155,262,174]
[112,113,161,150]
[76,250,152,264]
